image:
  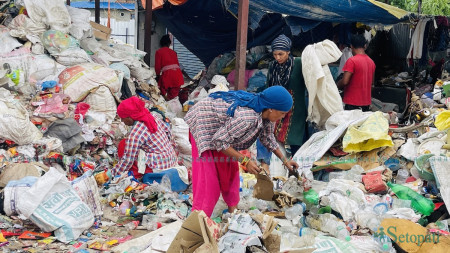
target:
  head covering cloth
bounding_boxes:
[117,97,157,133]
[268,34,294,88]
[209,85,293,117]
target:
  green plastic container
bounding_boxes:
[414,154,436,181]
[443,84,450,98]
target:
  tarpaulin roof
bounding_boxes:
[154,0,410,66]
[71,1,135,10]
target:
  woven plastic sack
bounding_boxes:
[0,88,42,145]
[4,168,94,243]
[343,111,394,152]
[71,170,103,217]
[59,63,120,102]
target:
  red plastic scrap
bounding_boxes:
[362,171,387,193]
[18,231,52,240]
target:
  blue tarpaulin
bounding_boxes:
[155,0,409,66]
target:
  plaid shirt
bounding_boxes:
[185,97,278,155]
[113,117,178,176]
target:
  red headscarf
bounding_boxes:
[117,97,157,133]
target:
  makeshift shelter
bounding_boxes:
[153,0,410,66]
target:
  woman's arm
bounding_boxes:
[221,147,261,175]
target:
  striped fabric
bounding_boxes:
[113,117,178,176]
[271,34,291,51]
[185,97,279,155]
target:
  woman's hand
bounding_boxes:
[245,160,261,175]
[283,160,299,171]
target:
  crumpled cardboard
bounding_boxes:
[380,218,450,253]
[167,210,220,253]
[312,149,381,172]
[253,174,274,201]
[273,191,298,208]
[249,213,278,239]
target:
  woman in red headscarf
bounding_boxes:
[113,97,178,181]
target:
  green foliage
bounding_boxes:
[390,0,450,16]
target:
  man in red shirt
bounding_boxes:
[337,34,376,112]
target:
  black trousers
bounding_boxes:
[345,104,370,112]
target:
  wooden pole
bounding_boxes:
[95,0,100,23]
[234,0,249,91]
[144,0,153,65]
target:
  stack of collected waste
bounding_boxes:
[0,0,196,251]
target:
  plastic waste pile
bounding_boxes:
[0,1,449,253]
[0,0,196,252]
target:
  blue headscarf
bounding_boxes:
[209,86,293,116]
[271,34,291,52]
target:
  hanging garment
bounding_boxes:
[301,40,343,126]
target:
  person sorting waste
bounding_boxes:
[112,97,187,191]
[155,34,190,101]
[185,86,300,216]
[257,34,308,172]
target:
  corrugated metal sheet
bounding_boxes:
[89,17,136,45]
[173,37,205,78]
[389,23,412,59]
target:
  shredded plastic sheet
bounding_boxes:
[343,111,394,153]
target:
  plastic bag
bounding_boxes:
[166,97,182,117]
[435,110,450,131]
[0,27,22,55]
[343,111,394,152]
[4,168,94,243]
[41,30,79,55]
[171,118,191,155]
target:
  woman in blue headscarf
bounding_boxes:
[257,34,308,170]
[185,86,299,217]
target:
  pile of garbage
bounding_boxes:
[0,0,195,251]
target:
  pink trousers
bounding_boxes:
[189,133,240,217]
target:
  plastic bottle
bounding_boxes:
[161,175,172,192]
[239,175,244,192]
[374,231,394,252]
[395,168,409,184]
[285,203,306,220]
[392,198,411,209]
[279,226,302,236]
[306,214,351,242]
[299,227,325,237]
[387,182,435,216]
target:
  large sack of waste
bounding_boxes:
[58,63,121,102]
[0,88,42,145]
[4,168,94,243]
[22,0,71,33]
